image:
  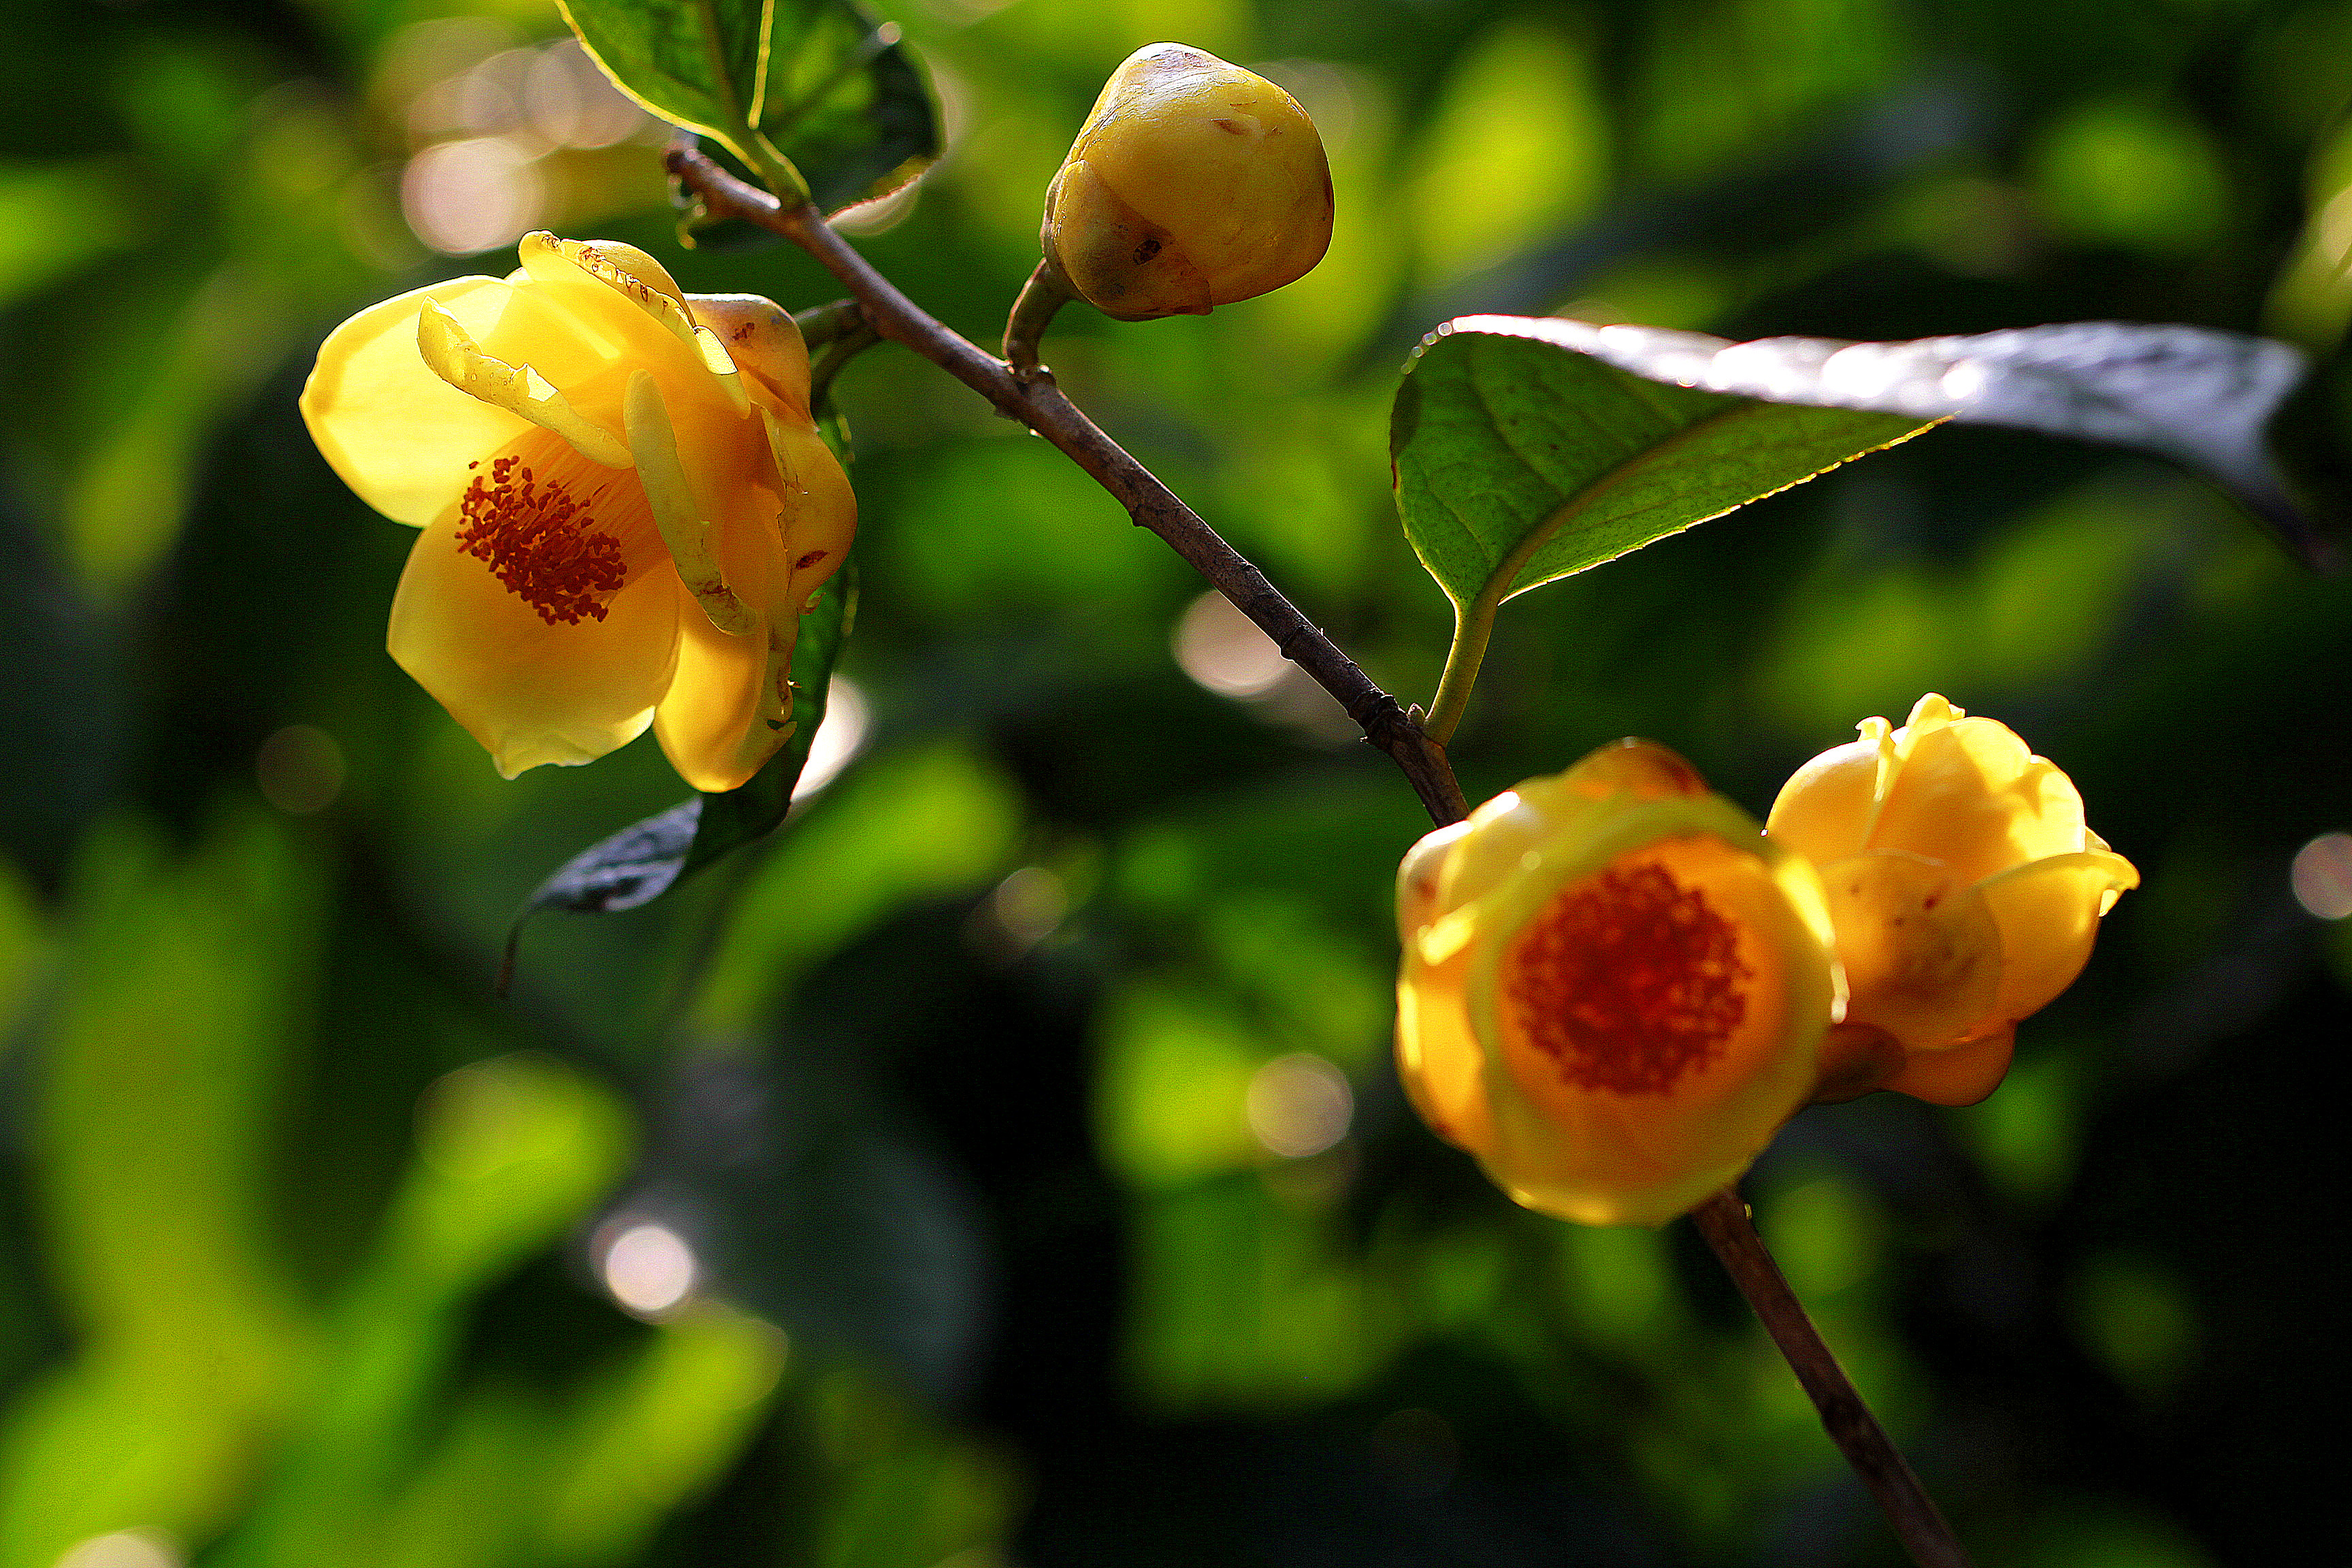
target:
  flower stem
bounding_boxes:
[1002,255,1079,382]
[668,142,1465,827]
[1690,1190,1974,1568]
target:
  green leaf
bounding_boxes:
[502,557,858,984]
[1392,316,1931,742]
[559,0,939,212]
[1392,319,1932,614]
[1455,314,2323,567]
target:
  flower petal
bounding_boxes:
[1765,721,1891,864]
[760,410,858,606]
[624,370,760,636]
[1815,849,2004,1051]
[416,299,631,468]
[1874,709,2088,884]
[1882,1026,2014,1107]
[694,295,815,418]
[1977,849,2140,1023]
[389,438,681,777]
[515,233,730,414]
[653,605,785,794]
[302,277,532,525]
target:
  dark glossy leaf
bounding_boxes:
[559,0,938,212]
[1449,314,2325,566]
[1392,320,1932,614]
[502,559,858,989]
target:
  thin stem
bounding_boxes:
[1424,493,1575,746]
[792,297,868,348]
[1003,255,1078,381]
[808,321,880,409]
[1690,1190,1974,1568]
[668,142,1466,828]
[1422,602,1489,749]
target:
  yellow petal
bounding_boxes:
[760,410,858,604]
[389,505,682,778]
[1765,726,1888,864]
[695,294,815,415]
[1810,1023,1907,1102]
[1553,738,1710,804]
[302,278,530,525]
[1976,849,2140,1024]
[1396,946,1497,1160]
[624,370,760,636]
[653,600,781,794]
[1872,712,2087,885]
[1882,1026,2014,1107]
[1396,821,1474,941]
[1045,158,1211,320]
[515,233,725,412]
[1815,849,2004,1051]
[416,300,631,468]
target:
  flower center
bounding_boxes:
[1501,859,1751,1095]
[454,455,627,625]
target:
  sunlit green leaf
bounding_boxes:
[558,0,939,211]
[1392,317,1932,615]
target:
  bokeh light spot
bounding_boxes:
[601,1221,698,1319]
[1246,1052,1353,1158]
[1175,590,1290,697]
[792,675,870,802]
[55,1532,180,1568]
[256,723,346,814]
[402,136,544,255]
[2290,832,2352,919]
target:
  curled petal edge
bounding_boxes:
[624,370,760,638]
[416,299,632,469]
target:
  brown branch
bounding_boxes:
[1690,1190,1975,1568]
[670,143,1965,1568]
[667,144,1467,829]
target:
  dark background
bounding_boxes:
[1,0,2346,1563]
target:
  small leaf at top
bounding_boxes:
[1392,320,1933,616]
[560,0,939,212]
[1452,314,2323,566]
[501,557,859,992]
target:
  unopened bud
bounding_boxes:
[1043,44,1334,321]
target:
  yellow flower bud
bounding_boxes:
[1766,695,2138,1106]
[1043,43,1334,321]
[301,235,855,793]
[1395,741,1839,1226]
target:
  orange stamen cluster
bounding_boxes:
[454,455,625,625]
[1503,862,1751,1094]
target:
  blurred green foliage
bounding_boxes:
[2,0,2349,1565]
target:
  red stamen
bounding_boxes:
[453,454,626,626]
[1502,860,1752,1095]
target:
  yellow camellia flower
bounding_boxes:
[1766,695,2138,1107]
[1043,43,1334,321]
[300,233,855,793]
[1396,740,1840,1226]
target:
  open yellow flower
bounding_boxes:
[1043,43,1334,321]
[1766,695,2138,1106]
[301,233,855,793]
[1396,741,1839,1226]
